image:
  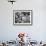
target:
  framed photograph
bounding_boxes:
[13,10,32,25]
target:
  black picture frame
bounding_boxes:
[13,10,33,26]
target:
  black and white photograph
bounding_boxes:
[13,10,32,25]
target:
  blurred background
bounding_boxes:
[0,0,46,42]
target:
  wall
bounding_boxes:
[0,0,46,42]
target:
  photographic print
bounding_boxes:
[13,10,32,25]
